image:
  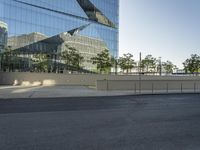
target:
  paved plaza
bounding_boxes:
[0,85,136,99]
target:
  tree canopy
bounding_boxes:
[32,53,50,72]
[140,55,157,72]
[91,49,112,73]
[118,53,136,73]
[162,60,176,74]
[183,54,200,74]
[61,45,84,72]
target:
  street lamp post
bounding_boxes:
[159,57,162,76]
[139,52,142,94]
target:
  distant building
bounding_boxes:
[8,32,47,50]
[8,32,106,71]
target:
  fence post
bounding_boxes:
[139,74,141,94]
[152,83,154,94]
[194,83,196,93]
[166,83,168,93]
[181,83,183,93]
[135,83,137,94]
[106,79,108,91]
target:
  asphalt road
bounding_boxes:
[0,94,200,150]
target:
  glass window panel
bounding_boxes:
[1,0,119,59]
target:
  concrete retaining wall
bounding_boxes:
[0,72,200,93]
[97,79,200,93]
[0,72,141,86]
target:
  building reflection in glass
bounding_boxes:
[0,0,119,73]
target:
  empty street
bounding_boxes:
[0,94,200,150]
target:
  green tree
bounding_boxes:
[32,53,50,72]
[1,46,13,71]
[162,61,176,74]
[141,55,157,72]
[111,56,118,74]
[91,49,112,74]
[70,47,84,71]
[1,46,22,72]
[118,53,136,73]
[61,48,71,70]
[61,45,84,72]
[183,54,200,74]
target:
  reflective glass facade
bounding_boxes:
[0,21,8,52]
[0,0,119,57]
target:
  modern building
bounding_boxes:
[0,0,119,72]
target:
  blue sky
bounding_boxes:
[119,0,200,68]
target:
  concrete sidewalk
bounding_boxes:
[0,85,137,99]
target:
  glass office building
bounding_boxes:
[0,0,119,72]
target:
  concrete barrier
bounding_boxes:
[0,72,146,86]
[0,72,200,94]
[0,72,139,86]
[96,79,200,93]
